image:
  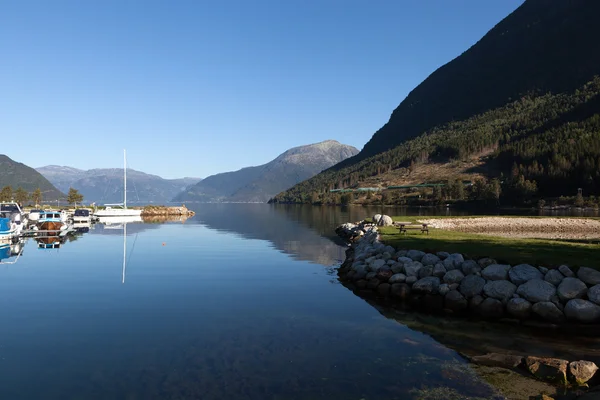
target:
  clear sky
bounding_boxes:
[1,0,524,179]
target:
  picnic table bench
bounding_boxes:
[396,221,429,235]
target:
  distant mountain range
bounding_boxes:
[36,165,201,205]
[174,140,359,203]
[0,155,64,201]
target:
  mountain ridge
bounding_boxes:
[175,140,358,203]
[37,165,201,204]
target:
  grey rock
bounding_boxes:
[432,263,447,278]
[478,257,497,268]
[372,214,382,224]
[436,251,450,260]
[477,298,504,318]
[449,283,459,291]
[421,253,441,266]
[396,250,408,258]
[470,295,484,309]
[577,267,600,286]
[532,301,565,323]
[412,276,441,294]
[397,256,412,264]
[516,279,556,303]
[443,253,464,270]
[558,265,574,278]
[482,264,511,281]
[390,283,411,299]
[509,264,543,285]
[506,298,532,319]
[377,282,391,296]
[539,267,549,274]
[418,265,434,279]
[365,272,377,280]
[383,245,396,254]
[366,278,381,290]
[461,260,481,275]
[459,275,486,298]
[588,284,600,305]
[386,259,395,266]
[568,360,599,385]
[557,277,588,302]
[439,283,450,296]
[381,252,392,261]
[443,269,465,285]
[483,280,517,302]
[389,273,407,284]
[404,261,424,277]
[405,276,418,285]
[526,356,568,384]
[378,215,393,226]
[407,250,426,262]
[391,262,404,274]
[353,270,367,281]
[564,299,600,323]
[512,293,520,298]
[551,295,564,312]
[445,290,467,311]
[544,269,565,286]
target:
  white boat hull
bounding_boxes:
[94,208,142,217]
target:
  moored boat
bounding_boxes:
[72,209,91,223]
[93,150,143,218]
[37,211,65,232]
[0,202,26,239]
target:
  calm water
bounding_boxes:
[0,204,534,399]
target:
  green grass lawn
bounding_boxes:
[377,216,600,268]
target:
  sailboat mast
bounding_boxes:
[124,149,127,209]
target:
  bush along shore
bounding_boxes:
[140,205,195,216]
[336,217,600,389]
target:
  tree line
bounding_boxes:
[0,185,84,206]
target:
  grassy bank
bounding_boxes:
[378,216,600,268]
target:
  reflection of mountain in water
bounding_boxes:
[187,204,421,266]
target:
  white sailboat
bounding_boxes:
[94,149,143,218]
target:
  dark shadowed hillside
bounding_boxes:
[174,140,358,203]
[0,155,63,200]
[274,0,600,204]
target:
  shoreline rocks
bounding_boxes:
[141,205,195,216]
[336,216,600,328]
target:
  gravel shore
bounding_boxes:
[418,217,600,239]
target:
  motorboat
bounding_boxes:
[37,211,66,232]
[28,209,43,222]
[72,208,91,223]
[0,202,26,239]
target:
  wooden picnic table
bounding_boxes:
[396,221,429,235]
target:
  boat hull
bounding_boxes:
[94,209,142,217]
[38,221,63,231]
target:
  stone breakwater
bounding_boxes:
[141,205,195,216]
[336,221,600,326]
[336,220,600,389]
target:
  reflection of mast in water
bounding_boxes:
[122,222,126,283]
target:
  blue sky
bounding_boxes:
[1,0,524,179]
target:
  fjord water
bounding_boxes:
[0,205,504,400]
